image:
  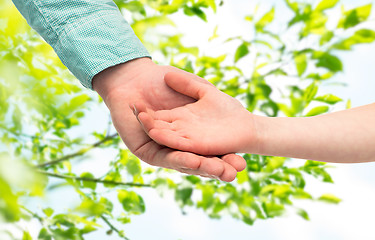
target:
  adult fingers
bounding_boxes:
[134,141,238,182]
[164,72,211,100]
[221,154,247,172]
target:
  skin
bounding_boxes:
[134,71,257,155]
[92,58,246,182]
[136,71,375,163]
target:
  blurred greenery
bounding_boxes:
[0,0,374,239]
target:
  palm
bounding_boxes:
[99,61,246,182]
[165,91,251,155]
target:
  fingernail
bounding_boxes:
[208,175,220,180]
[180,167,193,171]
[132,104,138,115]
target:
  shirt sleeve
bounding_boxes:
[12,0,151,89]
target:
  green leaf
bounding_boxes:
[205,0,217,12]
[0,177,21,222]
[318,194,341,204]
[208,25,219,41]
[255,7,275,31]
[313,52,343,72]
[69,94,91,110]
[346,99,352,109]
[197,185,215,210]
[260,101,279,117]
[236,169,249,184]
[314,94,342,104]
[285,0,299,13]
[302,12,328,36]
[103,171,121,188]
[294,53,307,76]
[77,198,106,216]
[320,31,334,45]
[80,172,97,190]
[303,82,318,104]
[265,157,286,172]
[120,151,142,177]
[338,4,372,29]
[185,175,201,184]
[306,72,333,81]
[99,197,113,213]
[305,106,329,116]
[304,160,326,167]
[297,209,310,220]
[332,29,375,50]
[43,208,54,217]
[263,202,284,218]
[80,225,97,234]
[157,0,188,14]
[118,216,131,224]
[255,83,272,98]
[120,1,146,16]
[118,190,145,214]
[315,0,339,11]
[132,16,175,38]
[234,43,249,62]
[22,231,32,240]
[184,6,207,21]
[175,187,193,205]
[292,189,312,199]
[254,39,273,49]
[245,15,254,22]
[11,105,22,131]
[38,228,52,240]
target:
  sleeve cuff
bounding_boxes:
[54,10,150,89]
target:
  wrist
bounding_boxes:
[92,57,154,102]
[240,113,267,155]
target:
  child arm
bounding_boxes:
[255,103,375,163]
[135,72,375,163]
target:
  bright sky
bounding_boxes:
[2,1,374,240]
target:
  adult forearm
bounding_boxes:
[252,103,375,163]
[12,0,150,89]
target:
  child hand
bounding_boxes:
[132,72,258,156]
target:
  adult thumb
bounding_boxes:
[164,72,210,100]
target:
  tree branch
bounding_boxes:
[101,216,130,240]
[0,125,68,143]
[36,133,118,168]
[20,206,44,222]
[37,170,151,188]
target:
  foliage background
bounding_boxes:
[0,0,375,239]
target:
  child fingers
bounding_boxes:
[153,109,177,123]
[137,111,155,133]
[153,119,174,131]
[137,113,175,134]
[132,102,175,123]
[148,128,192,152]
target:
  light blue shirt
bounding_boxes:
[12,0,151,89]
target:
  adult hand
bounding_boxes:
[93,58,246,182]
